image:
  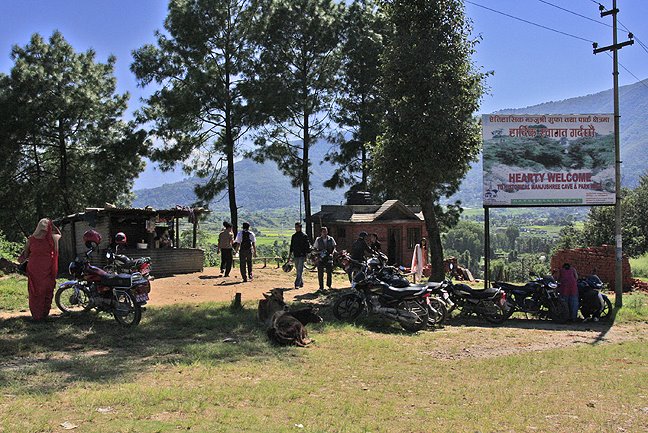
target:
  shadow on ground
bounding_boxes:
[0,303,294,394]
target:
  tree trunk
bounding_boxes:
[420,192,445,282]
[303,111,312,240]
[58,122,71,215]
[224,25,238,232]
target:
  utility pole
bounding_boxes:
[593,0,633,308]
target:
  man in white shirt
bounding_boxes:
[234,222,257,282]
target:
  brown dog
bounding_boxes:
[267,307,323,347]
[258,288,286,326]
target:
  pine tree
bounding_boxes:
[374,0,487,280]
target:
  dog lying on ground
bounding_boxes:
[267,307,323,347]
[258,288,287,326]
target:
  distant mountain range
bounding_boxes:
[133,79,648,210]
[133,142,347,211]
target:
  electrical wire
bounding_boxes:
[465,0,595,43]
[606,52,648,91]
[537,0,611,28]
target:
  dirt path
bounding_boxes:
[0,266,343,319]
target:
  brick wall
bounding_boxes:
[550,245,633,290]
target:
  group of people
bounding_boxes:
[216,221,257,282]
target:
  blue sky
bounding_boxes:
[1,0,647,189]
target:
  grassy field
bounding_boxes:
[630,254,648,278]
[2,275,647,432]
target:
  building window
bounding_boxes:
[337,227,346,239]
[407,228,421,250]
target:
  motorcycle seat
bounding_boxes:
[426,281,446,289]
[101,273,132,287]
[382,285,427,298]
[495,281,534,292]
[455,285,501,299]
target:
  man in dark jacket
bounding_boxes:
[289,222,311,289]
[348,231,374,282]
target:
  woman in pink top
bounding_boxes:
[558,262,579,322]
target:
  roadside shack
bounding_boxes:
[55,206,207,277]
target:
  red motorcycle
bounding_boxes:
[55,230,151,327]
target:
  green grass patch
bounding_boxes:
[611,291,648,322]
[0,300,647,432]
[0,275,29,311]
[629,253,648,278]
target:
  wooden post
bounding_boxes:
[231,292,242,310]
[192,220,198,248]
[175,217,180,248]
[484,207,490,289]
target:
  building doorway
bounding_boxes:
[387,227,402,265]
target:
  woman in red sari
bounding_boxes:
[19,219,61,321]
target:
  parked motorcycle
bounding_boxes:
[578,274,612,321]
[444,280,510,324]
[332,259,430,332]
[55,237,151,326]
[493,273,569,323]
[104,232,152,278]
[370,256,448,326]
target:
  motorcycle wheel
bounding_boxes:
[547,298,569,323]
[113,292,142,327]
[55,285,92,314]
[426,297,448,326]
[332,293,364,321]
[397,300,429,332]
[599,295,613,320]
[482,302,509,324]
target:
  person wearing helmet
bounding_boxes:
[288,222,311,290]
[17,218,62,321]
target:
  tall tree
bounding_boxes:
[250,0,343,240]
[373,0,487,280]
[324,0,385,195]
[131,0,260,230]
[0,32,145,240]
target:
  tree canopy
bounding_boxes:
[0,31,145,239]
[131,0,262,230]
[373,0,487,280]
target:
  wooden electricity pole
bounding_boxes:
[593,0,633,308]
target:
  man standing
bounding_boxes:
[234,222,257,282]
[217,221,234,277]
[369,233,381,252]
[313,226,336,292]
[289,222,311,290]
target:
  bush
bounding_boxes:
[0,231,22,260]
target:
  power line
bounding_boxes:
[606,52,648,91]
[537,0,611,28]
[465,0,595,43]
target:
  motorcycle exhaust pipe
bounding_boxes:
[377,307,419,324]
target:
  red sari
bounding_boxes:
[26,224,59,320]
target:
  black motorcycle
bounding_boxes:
[445,281,510,324]
[332,259,430,332]
[55,247,151,326]
[371,258,448,326]
[578,274,612,321]
[494,273,569,323]
[105,246,152,278]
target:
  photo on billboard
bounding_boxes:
[482,114,615,207]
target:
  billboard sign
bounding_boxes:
[482,114,615,207]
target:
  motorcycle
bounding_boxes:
[578,274,612,321]
[105,246,152,278]
[369,254,448,326]
[55,247,151,326]
[493,273,569,323]
[444,279,510,324]
[332,259,430,332]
